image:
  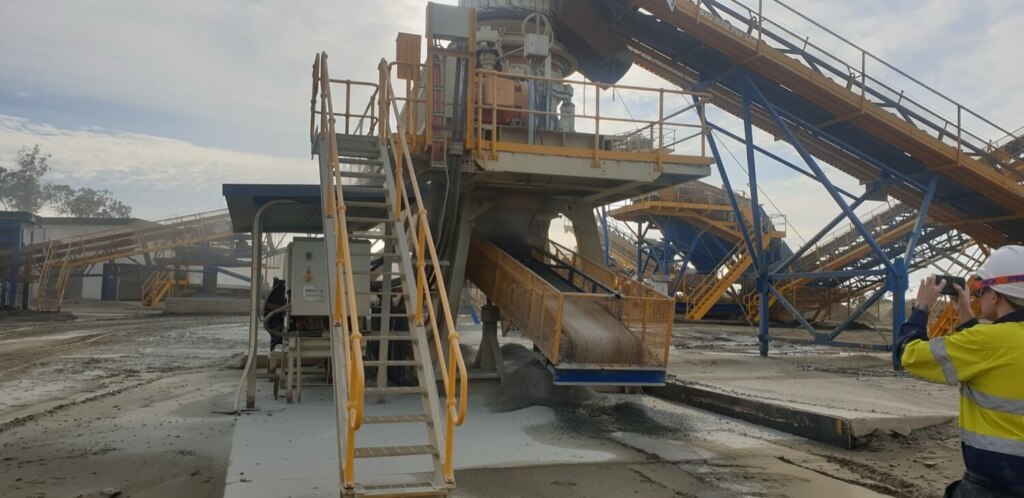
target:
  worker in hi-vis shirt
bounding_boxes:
[895,245,1024,497]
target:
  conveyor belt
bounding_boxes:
[466,238,674,384]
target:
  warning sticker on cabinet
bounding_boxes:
[303,285,323,302]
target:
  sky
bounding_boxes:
[1,0,1021,263]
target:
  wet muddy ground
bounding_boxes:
[0,302,965,497]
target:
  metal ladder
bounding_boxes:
[317,131,451,496]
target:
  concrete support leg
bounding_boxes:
[473,303,506,383]
[566,201,603,263]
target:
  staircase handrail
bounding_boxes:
[379,58,467,484]
[312,52,367,489]
[18,209,231,259]
[795,201,906,270]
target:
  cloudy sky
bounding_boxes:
[1,0,1021,250]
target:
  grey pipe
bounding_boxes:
[234,199,298,413]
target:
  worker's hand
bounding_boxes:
[915,275,945,309]
[952,283,975,323]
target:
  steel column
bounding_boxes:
[741,80,772,355]
[890,257,908,369]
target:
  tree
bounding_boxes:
[0,145,51,212]
[1,145,133,218]
[46,185,133,218]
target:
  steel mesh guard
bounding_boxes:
[466,238,674,369]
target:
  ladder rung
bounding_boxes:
[347,270,402,275]
[364,386,424,395]
[350,233,396,240]
[363,360,421,367]
[361,335,417,341]
[354,444,436,458]
[363,311,414,317]
[362,414,432,424]
[347,216,396,224]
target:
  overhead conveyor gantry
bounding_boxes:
[575,0,1024,358]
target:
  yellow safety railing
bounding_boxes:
[378,58,468,484]
[311,53,367,490]
[473,69,712,168]
[141,270,170,307]
[468,238,675,368]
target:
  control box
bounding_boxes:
[286,238,370,317]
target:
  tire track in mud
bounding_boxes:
[0,316,235,377]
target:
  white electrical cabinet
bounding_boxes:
[286,238,371,317]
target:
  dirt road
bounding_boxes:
[0,303,247,498]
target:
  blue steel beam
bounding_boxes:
[770,182,884,275]
[741,79,772,356]
[768,283,817,339]
[696,96,758,267]
[742,72,898,277]
[903,175,940,263]
[708,124,859,201]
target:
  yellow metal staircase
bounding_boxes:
[312,52,467,497]
[685,236,756,320]
[141,270,180,308]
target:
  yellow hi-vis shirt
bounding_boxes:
[901,315,1024,492]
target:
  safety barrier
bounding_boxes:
[468,238,674,369]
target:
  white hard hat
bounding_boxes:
[976,245,1024,300]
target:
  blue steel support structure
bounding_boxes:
[697,69,942,357]
[741,79,771,356]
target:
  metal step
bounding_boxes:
[346,216,396,224]
[364,386,425,395]
[363,311,414,317]
[345,201,389,208]
[354,444,436,458]
[359,481,447,497]
[337,170,386,180]
[363,360,422,367]
[412,259,450,267]
[350,233,396,240]
[362,414,432,424]
[343,186,387,194]
[361,335,417,341]
[340,157,382,166]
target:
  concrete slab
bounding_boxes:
[223,382,627,497]
[666,323,959,444]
